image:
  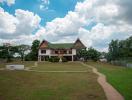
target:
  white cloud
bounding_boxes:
[0,0,15,6]
[35,0,132,52]
[78,22,132,51]
[35,6,93,42]
[40,0,50,10]
[0,7,18,34]
[0,7,41,44]
[78,23,112,50]
[15,9,41,35]
[95,3,119,24]
[98,4,119,17]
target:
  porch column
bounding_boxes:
[38,56,40,62]
[49,54,51,58]
[38,56,39,61]
[40,56,41,62]
[44,56,45,61]
[72,55,74,62]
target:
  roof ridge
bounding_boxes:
[51,43,73,44]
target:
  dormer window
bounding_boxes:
[41,50,46,54]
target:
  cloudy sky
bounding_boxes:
[0,0,132,51]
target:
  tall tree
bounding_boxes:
[87,47,101,61]
[0,46,8,60]
[30,40,40,61]
[0,45,17,62]
[108,40,119,60]
[78,47,100,61]
[108,36,132,61]
[17,45,30,61]
[78,49,88,61]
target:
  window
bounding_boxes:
[41,50,46,54]
[69,50,72,54]
[55,50,58,54]
[64,50,67,54]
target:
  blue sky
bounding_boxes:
[0,0,132,51]
[1,0,81,25]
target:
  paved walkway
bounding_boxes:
[31,62,38,68]
[0,68,5,70]
[81,63,124,100]
[25,70,88,73]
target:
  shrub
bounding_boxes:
[25,53,32,61]
[62,57,68,62]
[45,57,49,61]
[48,57,52,62]
[48,56,60,62]
[53,57,60,62]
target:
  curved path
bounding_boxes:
[81,63,124,100]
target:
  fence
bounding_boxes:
[111,60,132,68]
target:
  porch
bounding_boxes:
[38,55,76,62]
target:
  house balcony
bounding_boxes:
[39,49,76,56]
[50,53,73,56]
[50,50,72,56]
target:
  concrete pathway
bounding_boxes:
[81,63,124,100]
[25,70,88,73]
[0,68,5,70]
[31,62,38,68]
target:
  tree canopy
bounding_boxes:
[107,36,132,61]
[78,47,100,61]
[25,40,40,61]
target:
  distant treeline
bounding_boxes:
[107,36,132,61]
[0,40,40,62]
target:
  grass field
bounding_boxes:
[31,62,90,71]
[0,62,106,100]
[86,61,132,100]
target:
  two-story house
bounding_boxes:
[38,38,86,61]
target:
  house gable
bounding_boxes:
[39,40,49,49]
[73,38,86,49]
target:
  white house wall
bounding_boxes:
[39,49,51,55]
[46,49,51,55]
[72,49,76,55]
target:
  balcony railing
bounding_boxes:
[51,50,72,54]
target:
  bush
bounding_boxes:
[48,57,52,62]
[48,57,60,62]
[62,57,68,62]
[45,57,49,61]
[54,57,60,62]
[48,57,68,62]
[25,53,32,61]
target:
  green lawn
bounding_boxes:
[86,61,132,100]
[0,62,106,100]
[31,62,90,71]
